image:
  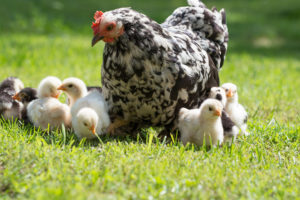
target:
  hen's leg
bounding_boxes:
[158,123,179,140]
[107,118,129,135]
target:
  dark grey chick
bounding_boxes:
[0,92,23,120]
[0,77,24,96]
[13,87,38,122]
[0,77,24,120]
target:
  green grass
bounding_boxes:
[0,0,300,199]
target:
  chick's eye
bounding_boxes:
[106,24,114,31]
[209,107,213,111]
[225,89,228,92]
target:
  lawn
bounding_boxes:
[0,0,299,199]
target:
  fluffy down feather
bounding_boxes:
[58,77,88,107]
[209,87,227,106]
[178,99,223,146]
[0,77,24,120]
[13,87,38,122]
[0,77,24,96]
[222,83,249,136]
[209,86,239,143]
[71,91,110,139]
[27,98,71,130]
[27,76,71,130]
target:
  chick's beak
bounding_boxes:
[226,89,233,98]
[57,85,66,91]
[92,34,104,47]
[89,125,96,135]
[12,93,21,101]
[52,92,61,99]
[214,109,222,116]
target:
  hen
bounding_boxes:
[91,0,228,135]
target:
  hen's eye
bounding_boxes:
[225,89,228,92]
[209,107,213,111]
[83,122,88,126]
[106,24,114,31]
[68,84,73,88]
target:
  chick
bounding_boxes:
[0,92,23,120]
[209,87,227,107]
[37,76,62,99]
[0,77,24,120]
[13,88,38,107]
[222,83,249,136]
[178,99,224,147]
[27,76,71,131]
[57,77,88,107]
[13,87,38,122]
[71,91,110,139]
[209,87,239,143]
[0,77,24,96]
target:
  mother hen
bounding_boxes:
[91,0,228,135]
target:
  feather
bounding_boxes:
[71,91,110,139]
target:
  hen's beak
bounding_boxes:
[214,109,222,116]
[57,85,66,91]
[89,125,96,135]
[12,93,21,101]
[226,89,233,98]
[92,35,104,47]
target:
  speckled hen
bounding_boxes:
[91,0,229,135]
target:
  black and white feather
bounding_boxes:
[162,0,229,69]
[93,0,228,134]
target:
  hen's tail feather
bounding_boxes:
[198,6,229,69]
[187,0,205,7]
[162,0,229,69]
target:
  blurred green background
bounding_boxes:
[1,0,300,57]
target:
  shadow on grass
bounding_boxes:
[1,117,224,152]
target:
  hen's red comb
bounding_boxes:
[91,11,103,35]
[94,11,103,21]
